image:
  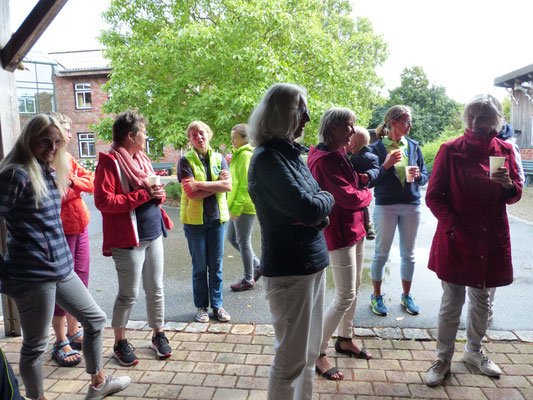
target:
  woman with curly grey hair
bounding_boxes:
[248,83,334,400]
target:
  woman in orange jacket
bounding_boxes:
[49,112,95,367]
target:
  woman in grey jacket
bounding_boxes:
[248,83,334,400]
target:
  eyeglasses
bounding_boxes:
[397,119,412,126]
[39,137,66,149]
[297,106,310,117]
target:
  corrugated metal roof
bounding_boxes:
[494,64,533,87]
[49,49,111,71]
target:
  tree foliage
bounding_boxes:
[369,66,462,145]
[97,0,388,152]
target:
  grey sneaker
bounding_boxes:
[425,359,451,387]
[214,307,231,322]
[196,307,209,323]
[462,349,502,377]
[85,375,131,400]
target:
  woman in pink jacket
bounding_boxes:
[424,94,522,387]
[308,107,373,381]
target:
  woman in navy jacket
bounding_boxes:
[369,105,428,317]
[248,83,334,400]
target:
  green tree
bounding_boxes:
[97,0,388,152]
[369,67,462,144]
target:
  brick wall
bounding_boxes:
[520,147,533,161]
[55,73,181,169]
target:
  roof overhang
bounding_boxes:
[56,68,112,77]
[494,64,533,88]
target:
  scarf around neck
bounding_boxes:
[109,142,155,191]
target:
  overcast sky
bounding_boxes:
[9,0,533,103]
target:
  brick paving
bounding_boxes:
[2,321,533,399]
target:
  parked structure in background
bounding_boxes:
[15,50,182,171]
[495,64,533,161]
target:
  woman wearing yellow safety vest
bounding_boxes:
[178,121,232,323]
[226,124,261,292]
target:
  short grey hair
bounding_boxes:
[318,107,356,146]
[248,83,306,146]
[463,94,503,132]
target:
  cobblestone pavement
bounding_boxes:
[2,320,533,399]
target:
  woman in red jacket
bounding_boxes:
[424,94,522,387]
[308,107,373,381]
[49,112,95,367]
[94,110,174,367]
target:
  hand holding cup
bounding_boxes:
[383,149,403,170]
[405,166,419,183]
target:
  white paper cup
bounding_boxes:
[489,156,505,177]
[148,175,161,186]
[405,166,417,183]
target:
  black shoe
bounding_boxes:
[150,332,173,359]
[113,339,139,366]
[253,268,262,282]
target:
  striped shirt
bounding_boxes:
[0,164,73,281]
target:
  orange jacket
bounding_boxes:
[60,152,95,234]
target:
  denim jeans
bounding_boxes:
[226,214,260,282]
[264,269,325,400]
[1,270,106,399]
[370,204,421,282]
[111,235,165,329]
[184,219,226,309]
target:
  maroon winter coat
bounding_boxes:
[426,130,522,288]
[308,144,372,251]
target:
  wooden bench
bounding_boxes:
[151,162,174,176]
[523,160,533,188]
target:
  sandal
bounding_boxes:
[67,331,83,350]
[335,337,372,360]
[315,354,343,381]
[51,340,82,367]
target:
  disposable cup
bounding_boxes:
[489,156,505,177]
[405,166,417,183]
[148,175,161,186]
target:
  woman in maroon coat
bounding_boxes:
[424,94,522,387]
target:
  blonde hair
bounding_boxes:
[376,105,411,140]
[463,94,503,132]
[187,121,214,141]
[318,107,356,146]
[353,126,370,143]
[48,112,72,125]
[0,114,69,206]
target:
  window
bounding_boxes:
[18,94,36,114]
[75,83,92,109]
[78,133,96,158]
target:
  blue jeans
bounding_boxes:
[184,220,226,309]
[226,214,260,282]
[370,204,421,282]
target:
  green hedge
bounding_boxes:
[421,128,463,174]
[164,181,182,202]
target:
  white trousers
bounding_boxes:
[437,281,490,362]
[320,240,364,353]
[264,269,325,400]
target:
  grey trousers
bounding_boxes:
[1,270,106,399]
[437,281,490,362]
[226,214,260,282]
[111,235,165,329]
[264,270,325,400]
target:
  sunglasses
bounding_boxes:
[38,137,66,149]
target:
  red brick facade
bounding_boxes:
[55,72,181,171]
[520,147,533,161]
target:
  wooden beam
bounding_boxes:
[1,0,68,72]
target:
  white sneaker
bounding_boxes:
[462,349,502,377]
[425,359,451,387]
[85,375,131,400]
[215,307,231,323]
[196,307,209,323]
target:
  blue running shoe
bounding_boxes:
[401,293,420,315]
[370,294,388,316]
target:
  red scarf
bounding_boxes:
[109,142,155,191]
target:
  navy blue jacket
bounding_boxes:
[248,139,334,277]
[348,145,380,183]
[369,137,428,205]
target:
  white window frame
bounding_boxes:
[78,132,96,158]
[18,95,37,114]
[74,83,92,110]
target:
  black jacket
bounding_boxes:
[348,145,380,183]
[369,137,428,205]
[248,139,334,277]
